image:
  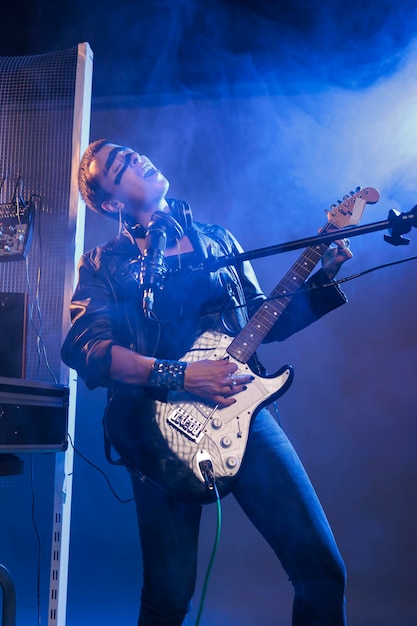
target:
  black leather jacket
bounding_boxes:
[61,220,347,390]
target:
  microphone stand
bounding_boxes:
[199,206,417,273]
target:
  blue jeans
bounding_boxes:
[131,409,347,625]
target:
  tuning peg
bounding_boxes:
[343,195,350,200]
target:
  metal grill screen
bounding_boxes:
[0,45,87,382]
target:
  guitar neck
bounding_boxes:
[225,186,379,364]
[227,230,332,364]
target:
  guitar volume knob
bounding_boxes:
[211,417,223,429]
[225,456,238,469]
[221,436,232,448]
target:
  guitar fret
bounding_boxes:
[274,245,327,295]
[229,298,290,362]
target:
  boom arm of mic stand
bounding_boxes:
[202,207,417,272]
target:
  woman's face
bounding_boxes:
[91,143,169,218]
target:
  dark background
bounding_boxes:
[2,0,417,98]
[1,1,417,625]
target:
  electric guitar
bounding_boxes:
[105,187,380,504]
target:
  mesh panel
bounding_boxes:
[0,46,79,382]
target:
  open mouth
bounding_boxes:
[143,166,158,178]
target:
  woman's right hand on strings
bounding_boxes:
[184,359,254,407]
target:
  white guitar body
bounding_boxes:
[155,330,293,495]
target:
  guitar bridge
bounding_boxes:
[167,407,204,443]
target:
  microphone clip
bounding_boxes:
[384,207,417,247]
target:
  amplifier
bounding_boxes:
[0,377,69,452]
[0,292,27,378]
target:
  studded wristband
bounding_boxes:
[149,359,188,390]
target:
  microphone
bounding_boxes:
[139,218,169,317]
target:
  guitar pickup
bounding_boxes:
[167,407,204,443]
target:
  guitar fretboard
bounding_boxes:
[227,237,330,364]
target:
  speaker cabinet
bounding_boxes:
[0,292,27,378]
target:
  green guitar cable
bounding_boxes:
[194,483,222,626]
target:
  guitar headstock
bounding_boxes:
[326,187,380,229]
